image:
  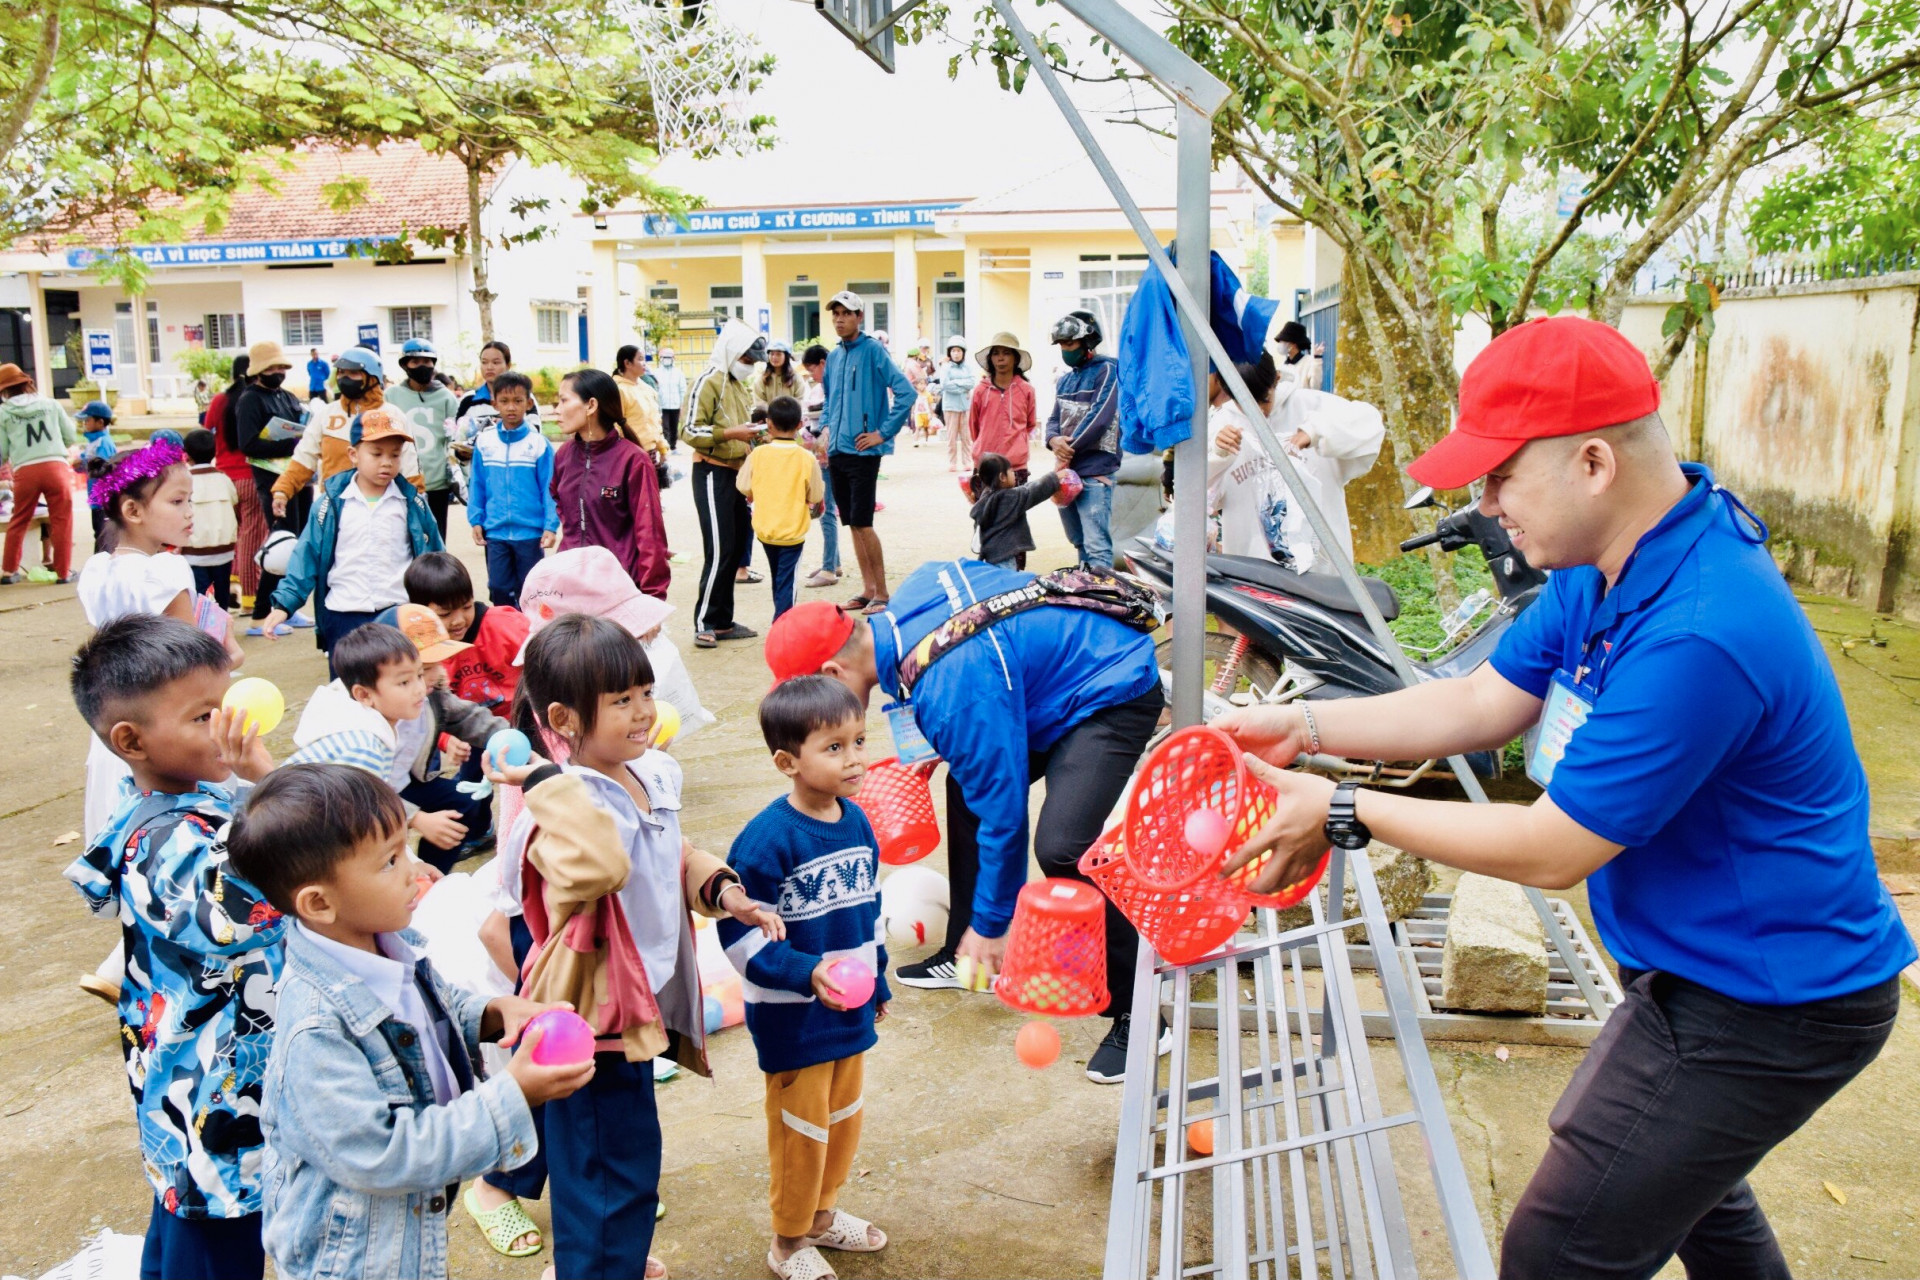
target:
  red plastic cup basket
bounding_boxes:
[994,877,1108,1017]
[1079,826,1250,965]
[1121,725,1330,909]
[853,758,941,866]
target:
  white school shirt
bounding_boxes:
[78,548,195,626]
[297,923,460,1104]
[326,481,411,613]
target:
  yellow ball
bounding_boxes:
[653,701,682,748]
[223,677,284,736]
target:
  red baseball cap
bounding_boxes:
[1408,316,1660,490]
[765,601,857,686]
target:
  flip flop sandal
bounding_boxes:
[737,569,765,583]
[462,1183,543,1258]
[804,1209,887,1253]
[768,1245,836,1280]
[861,598,891,616]
[695,631,719,649]
[844,596,872,610]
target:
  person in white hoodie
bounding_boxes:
[285,622,505,869]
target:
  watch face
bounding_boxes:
[1330,826,1370,850]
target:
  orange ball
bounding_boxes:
[1186,1119,1215,1156]
[1014,1020,1060,1069]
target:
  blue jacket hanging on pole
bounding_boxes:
[1118,248,1283,454]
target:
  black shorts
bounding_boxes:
[828,452,883,527]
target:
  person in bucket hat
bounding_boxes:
[1212,314,1914,1277]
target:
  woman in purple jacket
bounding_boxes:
[550,369,670,599]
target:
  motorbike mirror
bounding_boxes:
[1403,485,1441,511]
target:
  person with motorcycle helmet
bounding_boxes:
[1044,308,1121,569]
[1213,315,1913,1279]
[388,337,461,535]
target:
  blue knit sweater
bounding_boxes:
[719,796,891,1074]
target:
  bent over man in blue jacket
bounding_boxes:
[764,561,1164,1083]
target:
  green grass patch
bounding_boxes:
[1356,546,1494,652]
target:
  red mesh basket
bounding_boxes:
[1079,826,1251,965]
[994,877,1108,1018]
[853,758,941,866]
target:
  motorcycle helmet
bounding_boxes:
[399,338,439,362]
[1050,309,1103,347]
[256,529,297,578]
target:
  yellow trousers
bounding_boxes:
[764,1053,865,1238]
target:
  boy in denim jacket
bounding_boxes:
[227,763,592,1280]
[64,614,282,1280]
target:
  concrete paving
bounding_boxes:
[0,438,1915,1277]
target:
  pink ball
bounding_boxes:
[827,957,876,1008]
[1184,808,1234,861]
[526,1009,596,1066]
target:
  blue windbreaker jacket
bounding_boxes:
[871,560,1160,936]
[822,331,915,456]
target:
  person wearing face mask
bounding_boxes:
[654,346,687,452]
[386,339,462,534]
[1044,309,1121,569]
[682,319,765,648]
[270,346,422,528]
[234,341,315,629]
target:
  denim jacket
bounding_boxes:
[260,926,536,1280]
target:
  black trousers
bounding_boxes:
[252,467,310,619]
[425,485,451,536]
[1501,967,1901,1279]
[691,460,751,633]
[942,683,1163,1017]
[662,407,680,451]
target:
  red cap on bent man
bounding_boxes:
[1406,316,1661,491]
[765,601,857,687]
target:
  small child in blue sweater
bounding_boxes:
[721,675,892,1279]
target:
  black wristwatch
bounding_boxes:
[1324,781,1372,850]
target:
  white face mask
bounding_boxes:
[732,359,757,381]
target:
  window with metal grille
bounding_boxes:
[535,307,572,347]
[281,310,323,347]
[1076,254,1147,341]
[202,314,246,349]
[389,306,433,344]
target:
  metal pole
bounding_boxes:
[1171,109,1210,731]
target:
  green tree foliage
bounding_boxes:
[1747,118,1920,262]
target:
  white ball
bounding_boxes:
[880,865,950,950]
[258,529,297,577]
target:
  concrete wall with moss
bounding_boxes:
[1621,274,1920,618]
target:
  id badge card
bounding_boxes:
[883,700,939,766]
[1528,669,1594,789]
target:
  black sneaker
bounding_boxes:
[893,950,966,990]
[1086,1014,1174,1084]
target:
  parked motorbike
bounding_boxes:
[1122,487,1547,785]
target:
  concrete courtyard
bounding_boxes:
[0,437,1916,1277]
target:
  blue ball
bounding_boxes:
[703,994,724,1034]
[487,728,531,768]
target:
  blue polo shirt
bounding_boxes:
[1492,463,1913,1005]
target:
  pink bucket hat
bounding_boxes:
[514,546,675,664]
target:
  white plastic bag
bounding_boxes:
[409,870,513,1002]
[645,632,715,740]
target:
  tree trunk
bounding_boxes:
[0,6,60,164]
[466,160,496,342]
[1334,257,1459,606]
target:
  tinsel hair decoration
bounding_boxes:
[89,436,185,510]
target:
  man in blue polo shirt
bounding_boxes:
[763,564,1165,1083]
[1215,315,1913,1278]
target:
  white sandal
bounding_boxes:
[768,1245,837,1280]
[804,1208,887,1253]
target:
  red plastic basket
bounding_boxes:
[853,758,941,866]
[994,878,1108,1017]
[1080,826,1251,965]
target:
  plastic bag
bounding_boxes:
[409,870,514,1002]
[645,632,715,740]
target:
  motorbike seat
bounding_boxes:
[1209,554,1401,621]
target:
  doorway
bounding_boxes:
[787,282,820,345]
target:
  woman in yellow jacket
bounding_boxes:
[613,345,667,459]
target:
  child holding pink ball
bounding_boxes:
[721,674,893,1280]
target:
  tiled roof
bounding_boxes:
[61,144,497,248]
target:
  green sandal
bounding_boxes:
[463,1183,543,1258]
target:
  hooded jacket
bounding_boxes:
[821,330,915,457]
[285,679,400,779]
[681,319,761,467]
[0,393,80,469]
[385,380,460,490]
[870,560,1159,936]
[272,384,423,499]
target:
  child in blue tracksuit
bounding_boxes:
[721,675,891,1279]
[465,371,556,607]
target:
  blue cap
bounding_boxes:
[334,347,384,380]
[78,400,113,422]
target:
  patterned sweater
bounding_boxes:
[719,796,891,1074]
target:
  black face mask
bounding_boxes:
[336,375,368,399]
[258,372,286,391]
[405,364,435,386]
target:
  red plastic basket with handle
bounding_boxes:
[993,877,1108,1017]
[852,758,941,866]
[1079,825,1251,965]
